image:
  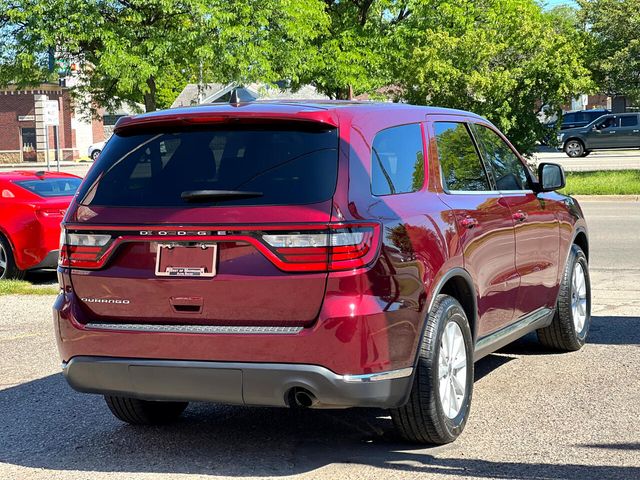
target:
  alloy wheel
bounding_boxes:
[0,243,7,278]
[571,262,588,334]
[566,141,582,157]
[438,321,468,419]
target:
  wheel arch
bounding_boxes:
[573,228,589,261]
[398,267,478,407]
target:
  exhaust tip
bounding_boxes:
[289,387,317,408]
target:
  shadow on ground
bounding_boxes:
[1,314,637,479]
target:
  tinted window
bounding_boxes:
[434,122,491,192]
[563,113,576,123]
[621,115,638,127]
[15,177,81,197]
[79,126,339,207]
[371,124,424,195]
[472,125,530,190]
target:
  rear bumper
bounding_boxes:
[29,250,58,270]
[63,356,413,408]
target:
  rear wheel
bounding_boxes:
[391,295,473,444]
[537,244,590,351]
[0,235,26,280]
[90,149,101,161]
[564,139,584,158]
[104,396,188,425]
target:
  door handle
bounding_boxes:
[512,211,528,222]
[460,217,479,229]
[608,131,616,134]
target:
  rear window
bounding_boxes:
[79,125,339,207]
[15,177,81,197]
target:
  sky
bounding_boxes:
[543,0,578,8]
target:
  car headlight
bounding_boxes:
[557,133,565,142]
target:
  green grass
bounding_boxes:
[0,280,59,296]
[562,170,640,195]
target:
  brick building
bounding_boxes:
[0,83,105,164]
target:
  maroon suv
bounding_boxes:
[55,102,590,444]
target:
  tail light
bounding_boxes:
[261,223,380,272]
[58,223,381,273]
[59,229,112,268]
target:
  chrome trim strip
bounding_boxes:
[443,189,534,195]
[85,323,304,335]
[342,367,414,383]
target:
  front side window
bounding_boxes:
[433,122,491,192]
[371,124,425,196]
[597,116,618,130]
[471,124,530,191]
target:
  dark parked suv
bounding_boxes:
[55,102,590,444]
[560,112,640,157]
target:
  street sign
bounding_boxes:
[44,100,59,126]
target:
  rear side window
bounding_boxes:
[621,115,638,127]
[79,126,339,207]
[15,177,81,197]
[471,124,530,191]
[371,124,424,195]
[434,122,491,192]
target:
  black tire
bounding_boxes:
[564,139,584,158]
[91,149,101,161]
[0,235,26,280]
[391,295,474,444]
[104,396,188,425]
[537,245,590,351]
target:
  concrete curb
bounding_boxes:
[573,195,640,202]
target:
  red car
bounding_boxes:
[0,171,81,279]
[55,102,590,444]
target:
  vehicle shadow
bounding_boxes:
[24,269,58,285]
[498,314,640,357]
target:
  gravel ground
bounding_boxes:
[0,201,638,480]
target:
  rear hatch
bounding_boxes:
[63,120,343,327]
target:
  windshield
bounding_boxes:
[78,125,339,207]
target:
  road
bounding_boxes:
[0,201,639,480]
[532,148,640,172]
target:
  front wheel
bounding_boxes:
[537,244,591,351]
[91,149,101,161]
[105,396,188,425]
[564,139,584,158]
[391,295,473,444]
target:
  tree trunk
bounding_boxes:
[143,76,157,112]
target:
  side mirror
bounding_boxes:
[537,162,565,192]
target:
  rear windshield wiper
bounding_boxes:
[181,190,264,202]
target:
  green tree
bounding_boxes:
[579,0,640,102]
[296,0,409,99]
[0,0,327,112]
[390,0,592,154]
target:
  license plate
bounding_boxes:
[155,243,217,277]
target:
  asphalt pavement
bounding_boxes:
[532,148,640,171]
[0,201,638,480]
